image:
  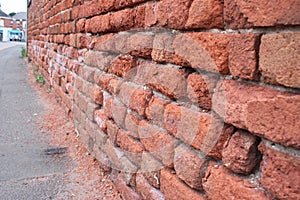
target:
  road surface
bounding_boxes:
[0,44,68,199]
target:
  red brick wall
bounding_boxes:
[4,18,11,27]
[27,0,300,199]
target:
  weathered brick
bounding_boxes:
[75,77,83,91]
[160,168,206,200]
[222,130,260,174]
[135,173,165,200]
[164,103,181,136]
[94,109,108,131]
[129,87,153,117]
[94,71,114,91]
[95,128,108,146]
[174,33,229,74]
[97,0,115,13]
[151,33,189,67]
[84,81,96,100]
[117,82,152,116]
[145,96,170,128]
[223,0,253,29]
[116,129,144,166]
[76,91,89,112]
[260,32,300,88]
[84,51,114,71]
[116,129,144,154]
[79,65,95,83]
[124,112,140,139]
[71,0,100,20]
[109,8,135,32]
[76,18,85,33]
[111,98,127,128]
[140,152,163,175]
[174,144,207,190]
[228,33,260,80]
[206,124,234,160]
[60,77,67,93]
[65,83,74,98]
[186,0,223,29]
[73,103,81,122]
[213,80,300,148]
[164,103,230,156]
[108,55,137,77]
[145,0,191,29]
[144,3,157,27]
[106,120,119,144]
[138,121,178,166]
[93,87,103,106]
[85,119,97,138]
[86,102,98,121]
[128,62,187,100]
[69,34,77,47]
[114,0,133,9]
[85,14,110,33]
[202,164,269,200]
[104,78,123,96]
[64,46,78,59]
[64,22,74,34]
[93,33,124,53]
[103,95,113,119]
[187,73,217,110]
[92,146,111,173]
[76,34,92,49]
[102,139,123,170]
[77,124,94,151]
[224,0,300,29]
[126,32,154,58]
[113,172,142,200]
[133,5,146,30]
[259,142,300,200]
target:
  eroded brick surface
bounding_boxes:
[224,0,300,28]
[160,168,206,200]
[260,32,300,88]
[213,80,300,148]
[259,143,300,200]
[202,164,269,200]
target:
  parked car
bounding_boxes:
[9,30,22,41]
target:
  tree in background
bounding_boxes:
[9,12,16,17]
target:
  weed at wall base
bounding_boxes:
[33,66,45,85]
[35,74,45,85]
[21,47,27,57]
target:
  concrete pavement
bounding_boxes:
[0,45,68,199]
[0,42,25,51]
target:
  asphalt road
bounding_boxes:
[0,44,68,199]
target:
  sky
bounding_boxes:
[0,0,27,14]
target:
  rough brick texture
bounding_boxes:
[222,130,260,174]
[224,0,300,29]
[160,168,206,200]
[135,173,165,200]
[260,32,300,88]
[28,0,300,199]
[174,144,207,190]
[202,163,269,200]
[259,142,300,200]
[214,80,300,149]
